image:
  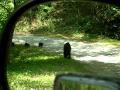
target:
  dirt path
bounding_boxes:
[12,34,120,63]
[12,34,120,77]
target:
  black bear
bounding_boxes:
[64,42,71,59]
[38,42,43,47]
[24,43,30,47]
[11,42,15,46]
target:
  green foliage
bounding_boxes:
[0,0,27,33]
[1,1,120,40]
[0,0,15,34]
[14,2,56,34]
[14,0,28,9]
[0,3,9,32]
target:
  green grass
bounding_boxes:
[7,45,94,90]
[99,38,120,46]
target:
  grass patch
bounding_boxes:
[7,45,94,90]
[99,38,120,46]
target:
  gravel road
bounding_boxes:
[12,34,120,64]
[12,34,120,77]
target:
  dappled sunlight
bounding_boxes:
[71,42,120,63]
[8,45,89,90]
[13,35,66,47]
[53,34,70,39]
[27,56,60,61]
[12,74,55,83]
[72,33,84,40]
[72,33,99,42]
[73,55,120,63]
[8,73,54,90]
[12,39,25,45]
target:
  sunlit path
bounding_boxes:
[12,35,120,63]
